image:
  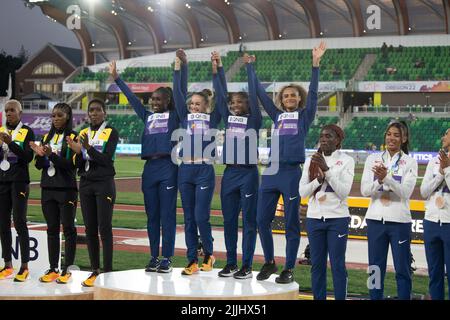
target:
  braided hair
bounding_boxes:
[43,103,73,158]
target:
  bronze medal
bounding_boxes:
[316,191,327,203]
[435,196,445,209]
[380,192,391,207]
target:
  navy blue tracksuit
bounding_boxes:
[115,77,179,259]
[306,217,349,300]
[173,65,220,262]
[248,64,319,269]
[423,220,450,300]
[367,219,412,300]
[213,65,261,268]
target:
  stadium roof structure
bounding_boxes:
[23,0,450,65]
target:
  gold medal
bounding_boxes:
[380,192,391,207]
[435,196,445,209]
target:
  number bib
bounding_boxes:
[187,113,210,135]
[277,112,298,136]
[226,116,248,139]
[146,112,169,135]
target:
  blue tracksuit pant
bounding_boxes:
[306,217,349,300]
[423,219,450,300]
[221,165,258,267]
[257,163,301,269]
[178,163,215,262]
[367,219,412,300]
[142,157,178,258]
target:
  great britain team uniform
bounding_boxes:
[361,151,418,300]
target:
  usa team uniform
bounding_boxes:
[213,64,262,270]
[173,63,221,263]
[115,77,179,266]
[248,64,319,270]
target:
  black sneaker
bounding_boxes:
[157,258,173,273]
[233,266,253,279]
[256,261,278,281]
[145,257,160,272]
[218,264,238,277]
[275,269,294,284]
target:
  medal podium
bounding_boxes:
[0,270,94,300]
[93,268,299,300]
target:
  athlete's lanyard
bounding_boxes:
[382,150,402,175]
[84,121,107,171]
[379,150,402,194]
[47,132,64,177]
[0,122,23,171]
[49,133,64,152]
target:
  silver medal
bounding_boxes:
[0,160,10,171]
[85,160,90,172]
[47,163,56,177]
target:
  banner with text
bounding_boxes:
[358,81,450,92]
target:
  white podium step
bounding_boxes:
[0,270,94,300]
[94,268,299,300]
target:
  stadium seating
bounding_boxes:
[71,46,449,84]
[365,46,450,81]
[305,116,340,149]
[343,117,450,151]
[232,48,375,82]
[72,52,240,83]
[107,114,144,144]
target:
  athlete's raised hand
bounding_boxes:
[243,53,256,64]
[108,60,119,80]
[176,49,187,65]
[312,41,327,67]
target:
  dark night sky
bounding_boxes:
[0,0,80,56]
